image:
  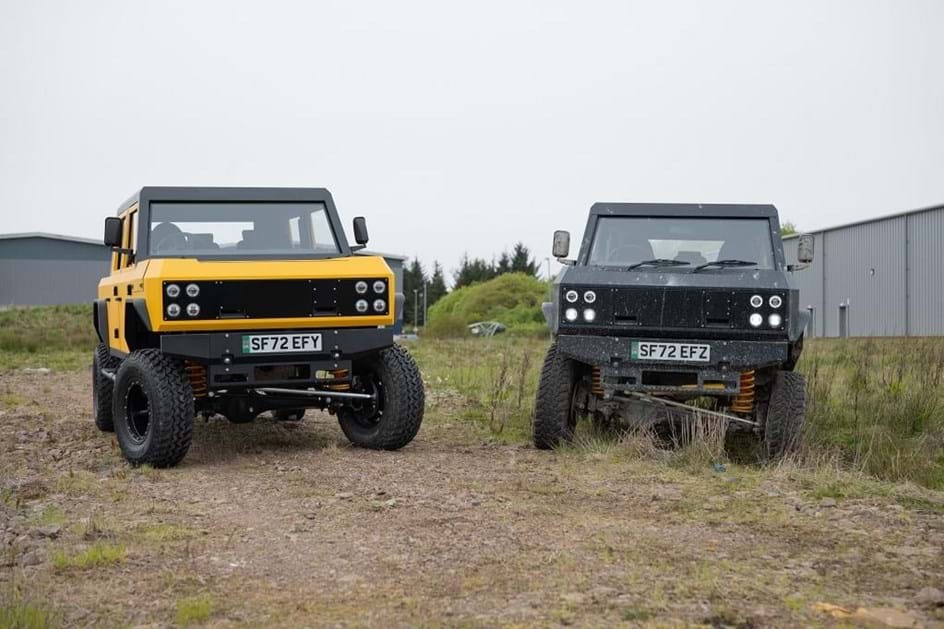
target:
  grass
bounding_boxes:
[51,543,126,571]
[407,336,546,442]
[798,338,944,488]
[1,304,941,489]
[0,596,58,629]
[175,595,214,625]
[411,336,944,489]
[0,305,95,353]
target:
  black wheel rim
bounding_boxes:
[125,381,151,444]
[347,371,384,429]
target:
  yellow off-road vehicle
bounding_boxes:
[93,187,424,467]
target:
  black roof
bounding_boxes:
[590,203,779,219]
[117,186,352,262]
[118,186,336,215]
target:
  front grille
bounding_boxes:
[562,286,787,332]
[162,279,389,321]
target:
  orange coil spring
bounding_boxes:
[730,370,755,413]
[185,362,208,397]
[591,367,603,396]
[327,368,351,391]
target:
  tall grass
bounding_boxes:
[412,336,944,489]
[408,336,546,440]
[799,338,944,488]
[0,305,95,353]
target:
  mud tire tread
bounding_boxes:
[113,349,194,468]
[93,343,121,432]
[338,344,424,450]
[533,342,577,449]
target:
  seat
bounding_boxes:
[674,250,707,266]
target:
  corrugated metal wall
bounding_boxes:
[785,205,944,337]
[0,238,110,306]
[907,209,944,335]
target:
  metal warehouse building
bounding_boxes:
[0,232,406,311]
[783,204,944,337]
[0,233,110,306]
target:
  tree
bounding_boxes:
[496,252,511,275]
[402,257,427,328]
[780,221,798,236]
[509,242,539,276]
[453,253,496,289]
[427,261,447,307]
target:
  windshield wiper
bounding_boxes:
[624,259,691,271]
[691,259,757,273]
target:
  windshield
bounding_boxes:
[587,217,776,270]
[148,202,341,257]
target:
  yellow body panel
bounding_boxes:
[100,256,395,339]
[145,257,395,332]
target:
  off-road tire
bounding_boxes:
[533,342,578,449]
[92,343,121,432]
[338,345,424,450]
[273,408,306,422]
[762,370,806,461]
[112,349,194,468]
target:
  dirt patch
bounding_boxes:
[2,368,943,627]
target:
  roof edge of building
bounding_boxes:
[783,202,944,239]
[0,232,103,246]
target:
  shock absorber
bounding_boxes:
[327,368,351,391]
[730,370,755,414]
[185,362,208,398]
[591,367,604,396]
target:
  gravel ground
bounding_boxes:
[2,367,944,627]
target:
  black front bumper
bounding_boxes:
[557,334,788,396]
[160,327,393,388]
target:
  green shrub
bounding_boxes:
[427,273,548,337]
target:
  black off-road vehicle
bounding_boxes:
[535,203,815,459]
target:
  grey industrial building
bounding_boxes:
[0,232,406,312]
[783,204,944,338]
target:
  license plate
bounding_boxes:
[241,333,323,354]
[631,341,710,362]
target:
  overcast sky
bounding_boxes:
[1,0,942,282]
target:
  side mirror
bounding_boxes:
[552,230,570,259]
[797,233,815,264]
[352,217,369,246]
[104,217,122,248]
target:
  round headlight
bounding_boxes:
[373,299,386,312]
[373,280,386,294]
[749,313,763,328]
[166,303,181,318]
[565,290,579,303]
[186,303,200,317]
[564,307,579,322]
[769,295,783,309]
[355,299,369,313]
[166,284,181,298]
[355,281,368,294]
[769,313,783,328]
[185,283,200,298]
[749,294,763,308]
[583,308,596,322]
[583,290,597,304]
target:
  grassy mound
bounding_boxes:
[426,273,548,337]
